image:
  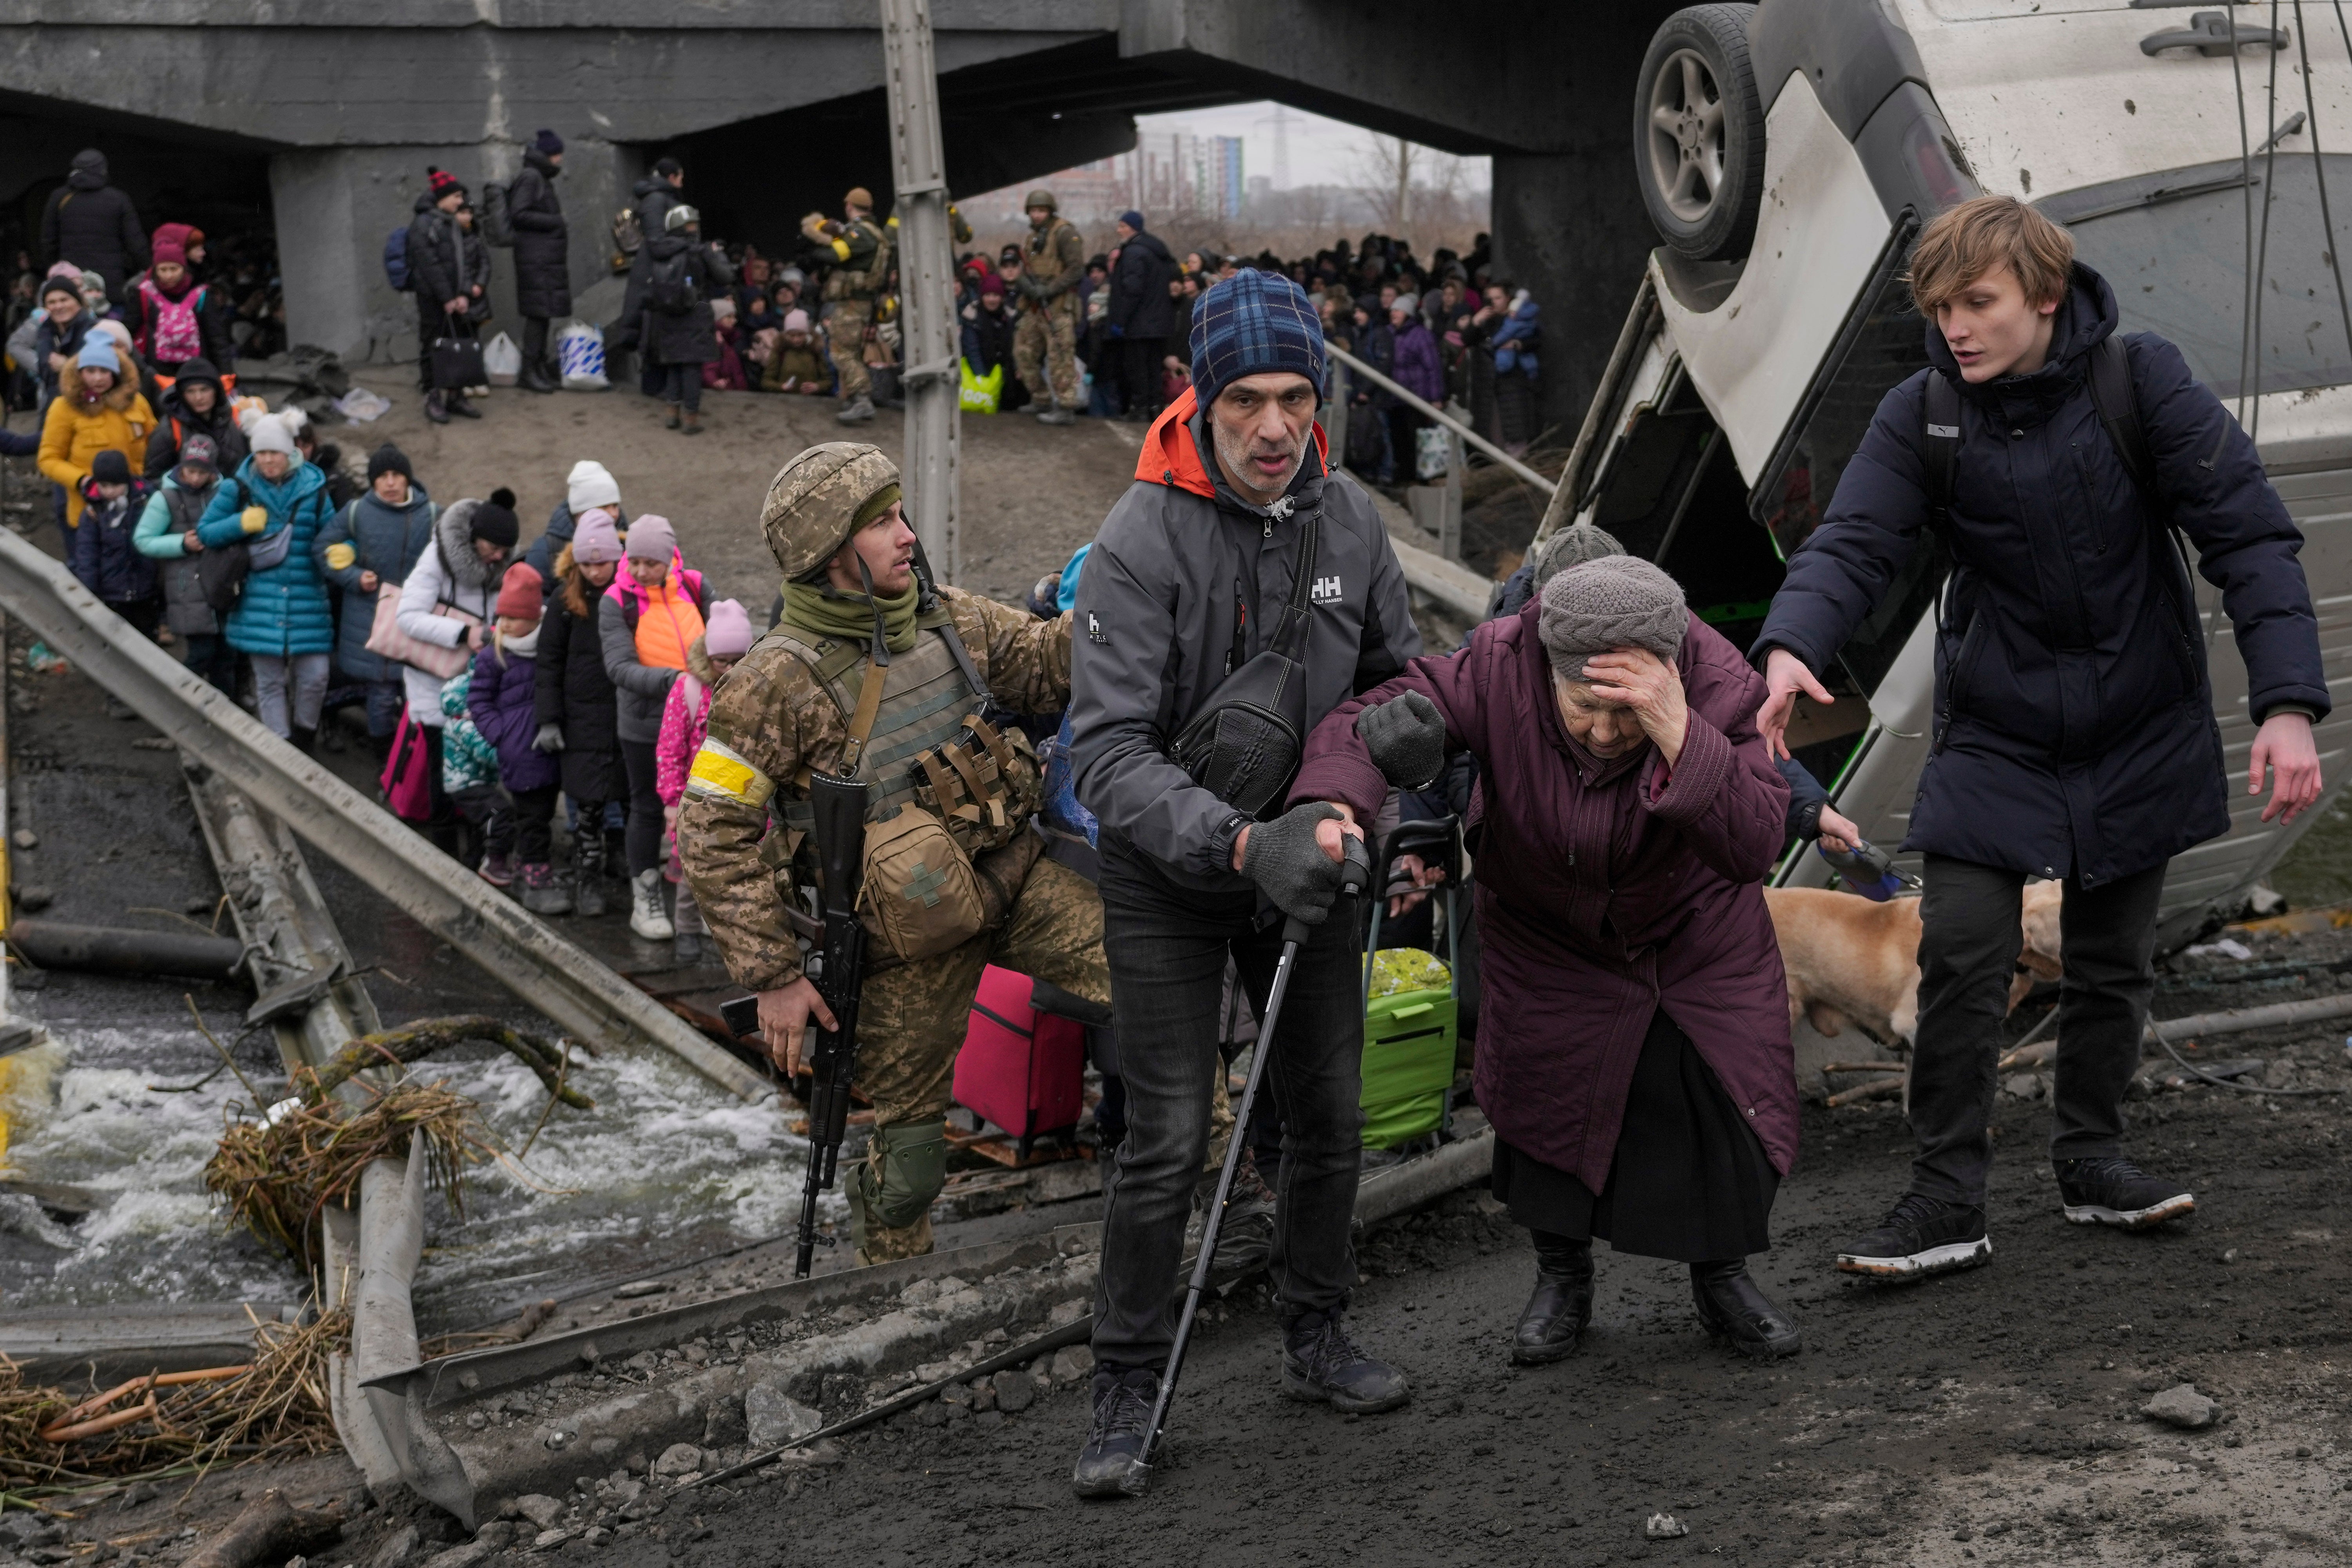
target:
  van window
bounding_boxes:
[2050,153,2352,401]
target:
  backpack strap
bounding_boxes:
[1920,371,1962,533]
[2085,332,2198,579]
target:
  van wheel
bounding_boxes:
[1635,4,1766,261]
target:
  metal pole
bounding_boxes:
[1324,344,1556,495]
[880,0,959,582]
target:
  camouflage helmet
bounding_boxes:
[1024,189,1058,214]
[762,442,903,581]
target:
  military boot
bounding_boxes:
[1035,396,1075,426]
[836,395,875,425]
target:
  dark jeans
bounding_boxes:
[523,315,550,369]
[1910,854,2167,1205]
[1092,839,1366,1372]
[658,363,703,414]
[620,738,664,875]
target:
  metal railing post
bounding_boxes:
[1323,344,1557,497]
[881,0,959,582]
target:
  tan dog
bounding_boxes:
[1763,880,2064,1049]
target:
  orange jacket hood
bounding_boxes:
[1134,385,1330,500]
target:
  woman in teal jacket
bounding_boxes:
[196,415,335,747]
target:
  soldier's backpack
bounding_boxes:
[611,207,644,266]
[479,181,515,248]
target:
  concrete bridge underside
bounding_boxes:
[0,0,1680,436]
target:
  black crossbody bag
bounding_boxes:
[1167,497,1322,819]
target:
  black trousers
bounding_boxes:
[1092,839,1366,1372]
[511,784,559,864]
[1119,336,1164,418]
[658,363,703,413]
[1910,854,2167,1205]
[620,738,665,875]
[523,315,551,370]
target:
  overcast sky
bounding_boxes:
[1134,101,1492,192]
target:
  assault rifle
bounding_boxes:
[794,767,870,1278]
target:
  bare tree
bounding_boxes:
[1353,135,1418,233]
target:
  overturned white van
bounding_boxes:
[1549,0,2352,943]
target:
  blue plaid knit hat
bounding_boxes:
[1188,270,1325,411]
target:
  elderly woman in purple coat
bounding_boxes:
[1293,555,1802,1364]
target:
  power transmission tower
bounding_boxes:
[880,0,959,580]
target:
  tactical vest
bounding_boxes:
[763,607,1044,961]
[823,218,893,303]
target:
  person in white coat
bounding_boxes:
[394,487,519,835]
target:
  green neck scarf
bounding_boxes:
[781,578,921,654]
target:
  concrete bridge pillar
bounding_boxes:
[272,140,638,370]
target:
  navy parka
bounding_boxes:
[1753,264,2328,888]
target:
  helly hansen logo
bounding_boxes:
[1309,575,1343,605]
[1086,611,1106,644]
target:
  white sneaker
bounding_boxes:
[629,868,675,941]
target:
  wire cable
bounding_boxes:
[2230,6,2260,424]
[2292,2,2352,368]
[2252,0,2286,445]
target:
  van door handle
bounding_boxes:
[2141,11,2288,56]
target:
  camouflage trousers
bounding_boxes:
[1012,295,1081,409]
[827,299,874,402]
[847,853,1109,1263]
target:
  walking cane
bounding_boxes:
[1123,832,1373,1497]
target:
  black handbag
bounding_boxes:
[431,327,485,390]
[1167,498,1322,820]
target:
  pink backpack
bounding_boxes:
[140,278,206,363]
[380,707,434,821]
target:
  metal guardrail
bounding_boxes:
[0,527,773,1104]
[1325,345,1559,496]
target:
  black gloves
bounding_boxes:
[1356,691,1447,790]
[1241,803,1351,926]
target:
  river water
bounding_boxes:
[0,1002,814,1335]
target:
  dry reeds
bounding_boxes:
[200,1014,592,1263]
[0,1306,346,1499]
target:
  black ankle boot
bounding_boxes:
[1512,1231,1594,1365]
[1690,1259,1802,1359]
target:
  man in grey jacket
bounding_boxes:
[1067,270,1422,1497]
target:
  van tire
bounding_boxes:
[1635,5,1766,262]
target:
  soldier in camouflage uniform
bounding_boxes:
[800,188,892,426]
[679,442,1106,1265]
[1012,189,1086,426]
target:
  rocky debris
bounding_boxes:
[1645,1514,1688,1540]
[2142,1385,2217,1429]
[992,1368,1036,1414]
[1049,1345,1095,1383]
[651,1442,703,1478]
[368,1524,419,1567]
[744,1385,824,1449]
[506,1494,563,1530]
[420,1546,491,1568]
[182,1488,345,1568]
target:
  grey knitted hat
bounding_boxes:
[1538,554,1687,680]
[1529,523,1626,591]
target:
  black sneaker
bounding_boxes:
[1280,1309,1411,1414]
[1833,1193,1991,1280]
[1070,1367,1157,1500]
[2056,1157,2194,1229]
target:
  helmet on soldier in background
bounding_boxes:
[845,187,874,212]
[1024,190,1058,214]
[763,442,903,582]
[664,203,701,233]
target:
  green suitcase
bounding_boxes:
[1358,819,1462,1150]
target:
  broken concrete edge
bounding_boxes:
[0,529,771,1104]
[370,1121,1499,1522]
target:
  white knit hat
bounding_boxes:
[248,415,299,457]
[567,459,620,515]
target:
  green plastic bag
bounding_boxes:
[959,356,1002,414]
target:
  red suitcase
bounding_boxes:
[954,964,1086,1157]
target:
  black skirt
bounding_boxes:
[1489,1009,1777,1263]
